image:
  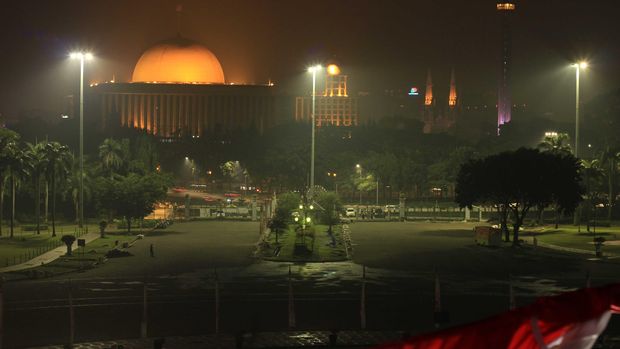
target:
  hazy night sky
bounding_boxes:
[0,0,617,121]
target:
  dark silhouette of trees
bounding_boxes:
[456,148,583,244]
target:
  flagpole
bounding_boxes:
[215,268,220,334]
[360,265,366,329]
[288,265,295,328]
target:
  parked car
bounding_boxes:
[345,207,356,217]
[385,205,398,213]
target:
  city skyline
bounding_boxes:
[0,0,617,121]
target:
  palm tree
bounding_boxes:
[0,129,20,236]
[65,157,92,224]
[99,138,123,179]
[42,142,72,237]
[599,146,620,221]
[538,133,572,155]
[26,142,48,235]
[580,159,604,232]
[5,142,29,238]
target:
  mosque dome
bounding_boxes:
[131,37,225,84]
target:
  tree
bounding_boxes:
[65,157,92,224]
[537,133,572,155]
[100,173,170,233]
[41,142,72,237]
[314,191,343,233]
[0,128,19,236]
[276,192,301,219]
[99,138,124,179]
[61,234,76,256]
[579,159,604,232]
[26,142,48,234]
[537,133,573,225]
[267,208,288,243]
[456,148,583,244]
[4,141,29,238]
[599,146,620,221]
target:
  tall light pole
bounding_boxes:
[307,65,322,197]
[70,52,93,228]
[356,164,362,205]
[571,61,587,158]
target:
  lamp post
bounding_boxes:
[307,65,322,198]
[356,164,362,205]
[327,172,338,194]
[571,61,588,158]
[70,52,93,228]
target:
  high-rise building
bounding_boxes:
[497,2,516,134]
[295,64,359,127]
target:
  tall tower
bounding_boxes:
[448,67,457,108]
[497,2,516,134]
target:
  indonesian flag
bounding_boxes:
[377,284,620,349]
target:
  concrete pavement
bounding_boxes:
[0,231,100,273]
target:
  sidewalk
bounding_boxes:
[0,231,100,273]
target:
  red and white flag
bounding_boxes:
[377,284,620,349]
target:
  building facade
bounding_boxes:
[91,36,276,138]
[295,64,359,128]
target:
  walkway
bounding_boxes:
[0,231,100,273]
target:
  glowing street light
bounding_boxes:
[571,61,588,157]
[307,64,322,197]
[70,51,94,228]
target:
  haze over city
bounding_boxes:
[1,1,620,349]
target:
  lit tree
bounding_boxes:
[42,142,72,237]
[99,138,124,179]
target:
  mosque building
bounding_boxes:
[90,36,276,138]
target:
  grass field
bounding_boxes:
[524,224,620,254]
[0,223,99,266]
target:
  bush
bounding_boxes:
[117,219,159,229]
[105,249,133,258]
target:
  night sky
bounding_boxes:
[0,0,617,121]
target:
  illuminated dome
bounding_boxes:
[132,37,225,84]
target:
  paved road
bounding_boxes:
[3,221,620,348]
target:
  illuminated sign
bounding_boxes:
[408,87,419,96]
[497,3,515,10]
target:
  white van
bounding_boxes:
[345,207,356,217]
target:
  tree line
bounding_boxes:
[0,128,171,237]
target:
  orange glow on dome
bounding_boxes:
[132,37,225,84]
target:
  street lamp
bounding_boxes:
[327,172,338,194]
[307,65,322,197]
[70,51,93,228]
[356,164,362,205]
[571,61,588,158]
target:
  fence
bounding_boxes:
[2,225,89,268]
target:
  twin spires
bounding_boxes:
[424,68,457,108]
[425,69,433,106]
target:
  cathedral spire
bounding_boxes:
[448,67,457,108]
[424,69,433,106]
